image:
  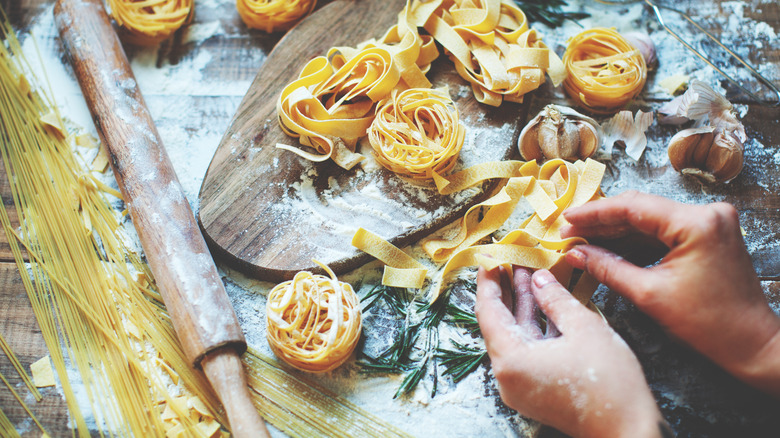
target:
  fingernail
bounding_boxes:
[532,270,556,288]
[567,248,587,269]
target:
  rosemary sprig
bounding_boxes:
[514,0,590,28]
[437,341,488,383]
[445,303,480,335]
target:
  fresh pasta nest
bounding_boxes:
[237,0,318,33]
[107,0,194,46]
[368,87,465,180]
[562,27,647,114]
[266,261,362,373]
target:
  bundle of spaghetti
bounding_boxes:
[411,0,566,106]
[237,0,317,33]
[353,158,607,303]
[2,13,419,438]
[562,27,647,114]
[276,1,440,170]
[0,19,225,436]
[367,87,465,180]
[243,348,413,438]
[266,261,362,373]
[0,406,21,438]
[107,0,193,46]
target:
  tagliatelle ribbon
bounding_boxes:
[411,0,565,106]
[351,228,428,289]
[237,0,317,33]
[276,1,440,170]
[563,27,647,114]
[352,158,607,303]
[368,87,465,180]
[107,0,193,46]
[265,260,362,373]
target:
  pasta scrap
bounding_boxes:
[237,0,317,33]
[368,87,465,180]
[266,261,362,373]
[563,27,647,113]
[107,0,194,46]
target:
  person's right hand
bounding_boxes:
[561,191,780,396]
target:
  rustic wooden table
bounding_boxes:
[2,0,779,437]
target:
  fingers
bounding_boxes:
[512,266,543,339]
[562,191,694,248]
[530,270,602,335]
[566,245,659,305]
[476,266,526,353]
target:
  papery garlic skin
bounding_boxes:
[518,105,601,161]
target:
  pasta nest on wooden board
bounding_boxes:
[266,261,362,373]
[237,0,318,33]
[562,27,647,114]
[368,87,465,181]
[107,0,194,46]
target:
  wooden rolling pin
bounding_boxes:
[53,1,270,436]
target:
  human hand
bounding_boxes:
[476,266,665,438]
[561,191,780,396]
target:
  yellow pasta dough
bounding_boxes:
[266,261,362,373]
[563,27,647,113]
[276,2,437,169]
[107,0,193,46]
[237,0,317,33]
[368,87,465,180]
[412,0,565,106]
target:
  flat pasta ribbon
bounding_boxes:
[368,87,465,180]
[237,0,317,33]
[563,27,647,114]
[412,0,565,106]
[352,158,607,303]
[266,260,362,373]
[276,1,438,169]
[107,0,193,46]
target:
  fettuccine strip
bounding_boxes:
[368,87,465,180]
[107,0,193,46]
[266,261,362,373]
[563,27,647,113]
[237,0,317,33]
[413,0,565,106]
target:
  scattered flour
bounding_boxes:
[15,0,780,436]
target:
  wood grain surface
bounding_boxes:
[2,1,780,437]
[198,0,523,281]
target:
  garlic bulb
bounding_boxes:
[623,32,657,68]
[518,104,601,161]
[664,80,746,183]
[667,126,744,183]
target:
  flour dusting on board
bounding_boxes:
[20,0,780,437]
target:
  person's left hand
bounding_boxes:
[475,266,665,438]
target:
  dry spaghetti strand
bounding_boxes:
[266,261,362,373]
[368,87,465,180]
[107,0,193,46]
[563,27,647,114]
[237,0,317,33]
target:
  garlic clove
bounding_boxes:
[577,122,600,159]
[667,126,715,172]
[518,104,602,161]
[706,132,744,183]
[623,32,657,68]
